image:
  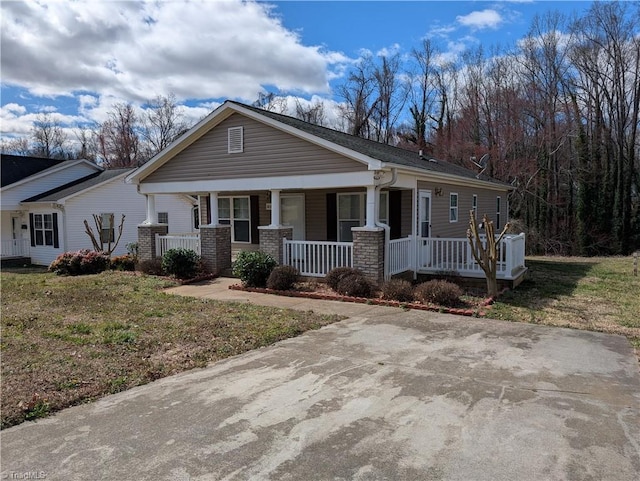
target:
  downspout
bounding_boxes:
[374,168,397,281]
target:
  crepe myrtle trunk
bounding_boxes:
[467,210,510,298]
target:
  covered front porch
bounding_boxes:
[142,177,526,286]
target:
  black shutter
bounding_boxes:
[250,195,260,244]
[29,213,35,247]
[52,213,60,248]
[206,195,211,224]
[326,193,337,241]
[389,190,402,240]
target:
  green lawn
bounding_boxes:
[489,256,640,351]
[0,269,340,429]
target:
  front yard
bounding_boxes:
[489,256,640,352]
[0,269,340,429]
[1,255,638,429]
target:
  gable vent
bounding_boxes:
[228,126,243,153]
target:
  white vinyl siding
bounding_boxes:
[228,126,243,153]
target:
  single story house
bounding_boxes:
[126,101,526,285]
[1,154,197,266]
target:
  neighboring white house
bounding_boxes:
[1,154,197,266]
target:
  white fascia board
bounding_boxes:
[138,171,377,195]
[386,164,513,192]
[1,159,102,192]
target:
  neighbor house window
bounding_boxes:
[218,197,250,242]
[193,206,200,230]
[496,196,501,229]
[31,213,55,246]
[228,126,243,153]
[157,212,168,224]
[337,192,388,242]
[472,194,478,218]
[100,213,115,243]
[449,193,458,222]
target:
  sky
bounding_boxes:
[0,0,600,145]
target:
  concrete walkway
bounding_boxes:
[2,278,640,480]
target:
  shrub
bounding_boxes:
[414,280,463,307]
[381,278,414,302]
[161,248,200,279]
[137,258,165,276]
[49,249,110,276]
[232,251,277,287]
[125,242,139,262]
[335,273,374,298]
[110,254,136,271]
[266,265,300,291]
[326,267,363,291]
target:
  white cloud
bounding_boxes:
[0,0,345,103]
[456,9,503,30]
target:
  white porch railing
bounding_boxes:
[388,236,413,275]
[1,239,30,258]
[283,239,353,277]
[156,233,201,257]
[416,234,526,280]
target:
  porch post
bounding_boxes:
[258,226,292,265]
[137,224,168,261]
[270,189,281,227]
[144,194,156,224]
[365,185,376,228]
[199,191,230,274]
[352,227,385,285]
[209,192,219,225]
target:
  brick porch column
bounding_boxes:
[352,227,385,285]
[200,224,231,274]
[137,224,168,261]
[258,226,293,265]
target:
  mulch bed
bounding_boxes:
[229,282,505,317]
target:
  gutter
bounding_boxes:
[374,168,398,282]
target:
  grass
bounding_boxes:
[489,256,640,354]
[0,268,340,429]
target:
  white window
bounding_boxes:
[32,213,55,246]
[496,196,501,229]
[472,194,478,218]
[228,126,243,153]
[157,212,168,224]
[337,192,388,242]
[449,193,458,223]
[100,213,114,243]
[218,196,250,243]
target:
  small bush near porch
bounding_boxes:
[0,269,340,429]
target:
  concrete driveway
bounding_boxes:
[2,291,640,480]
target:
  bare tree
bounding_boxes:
[31,113,68,159]
[142,93,189,158]
[96,103,141,168]
[338,55,378,138]
[84,213,125,256]
[407,39,439,150]
[294,98,327,126]
[370,53,408,144]
[467,211,510,298]
[0,137,32,156]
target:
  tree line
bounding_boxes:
[2,2,638,255]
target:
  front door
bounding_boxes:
[418,190,432,269]
[281,194,305,240]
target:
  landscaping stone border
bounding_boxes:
[228,283,507,317]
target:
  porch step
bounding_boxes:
[1,257,31,268]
